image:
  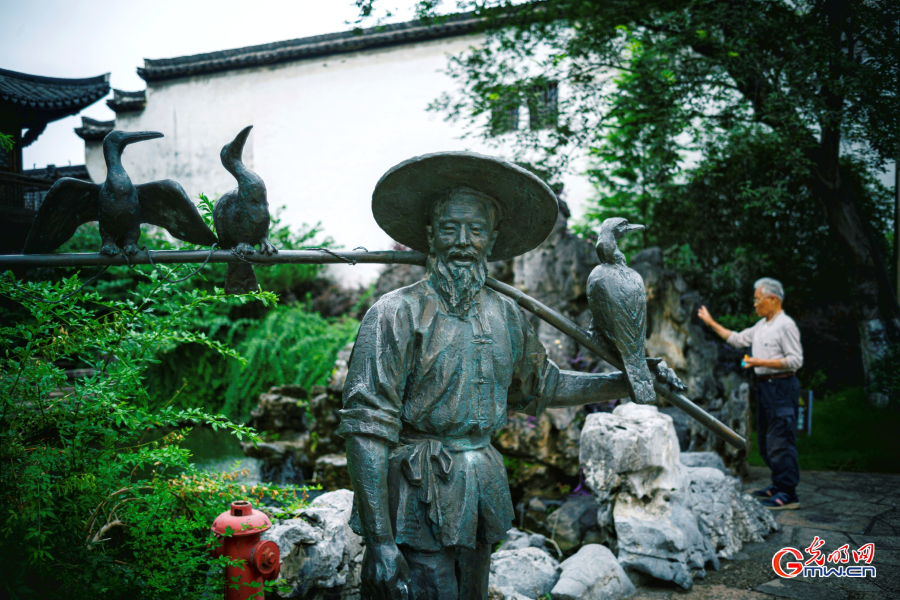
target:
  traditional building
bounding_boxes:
[79,14,592,284]
[0,68,108,253]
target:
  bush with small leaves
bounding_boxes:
[0,267,308,599]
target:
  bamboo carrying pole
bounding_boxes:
[1,249,746,449]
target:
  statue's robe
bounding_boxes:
[337,276,559,552]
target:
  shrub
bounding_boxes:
[0,268,306,599]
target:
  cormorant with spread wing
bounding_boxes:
[213,125,276,294]
[587,217,657,404]
[23,130,216,255]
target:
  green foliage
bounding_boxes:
[502,455,540,483]
[221,306,360,420]
[748,387,900,473]
[0,131,13,153]
[385,0,900,390]
[716,313,759,334]
[0,270,306,599]
[648,131,891,388]
[633,129,891,317]
[152,204,357,418]
[22,198,351,417]
[869,344,900,399]
[415,0,899,169]
[422,2,896,322]
[139,201,357,418]
[580,23,696,254]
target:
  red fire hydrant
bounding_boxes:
[209,500,281,600]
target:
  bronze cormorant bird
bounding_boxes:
[214,125,276,294]
[587,217,657,404]
[23,130,216,255]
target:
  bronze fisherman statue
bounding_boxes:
[337,152,680,600]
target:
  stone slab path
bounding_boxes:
[631,467,900,600]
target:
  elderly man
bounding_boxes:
[698,278,803,511]
[337,152,678,600]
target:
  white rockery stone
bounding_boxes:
[686,466,778,559]
[497,528,550,553]
[613,484,718,589]
[489,546,560,599]
[679,451,731,475]
[580,403,682,501]
[488,587,534,600]
[262,489,363,599]
[580,403,776,590]
[550,544,635,600]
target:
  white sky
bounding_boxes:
[1,0,420,170]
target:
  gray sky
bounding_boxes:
[1,0,417,170]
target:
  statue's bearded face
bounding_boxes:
[426,192,499,316]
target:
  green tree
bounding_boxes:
[360,0,900,401]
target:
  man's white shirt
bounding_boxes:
[727,310,804,375]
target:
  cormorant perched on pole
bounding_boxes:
[23,131,217,255]
[214,125,276,294]
[587,217,656,405]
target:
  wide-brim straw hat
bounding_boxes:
[372,151,559,262]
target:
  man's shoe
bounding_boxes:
[751,485,778,498]
[760,491,800,510]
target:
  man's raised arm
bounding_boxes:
[698,305,735,342]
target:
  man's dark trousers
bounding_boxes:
[756,375,800,495]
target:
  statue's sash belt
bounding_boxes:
[395,432,490,529]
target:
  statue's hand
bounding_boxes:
[647,357,687,394]
[362,540,411,600]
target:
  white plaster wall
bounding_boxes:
[84,140,106,183]
[92,34,594,285]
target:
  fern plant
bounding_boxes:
[222,305,360,419]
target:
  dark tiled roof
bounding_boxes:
[107,88,146,113]
[0,68,109,111]
[138,13,483,82]
[74,116,115,141]
[23,164,91,181]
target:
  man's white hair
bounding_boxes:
[754,277,784,301]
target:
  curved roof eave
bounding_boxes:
[138,13,484,82]
[0,69,110,115]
